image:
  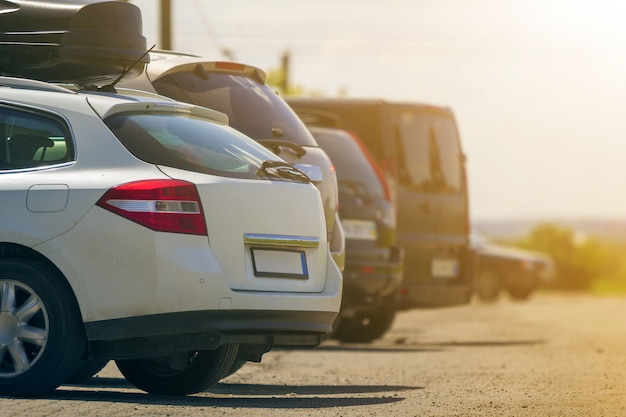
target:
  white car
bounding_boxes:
[118,51,346,272]
[0,76,342,396]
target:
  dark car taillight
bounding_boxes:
[96,179,207,236]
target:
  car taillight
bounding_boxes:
[96,179,207,236]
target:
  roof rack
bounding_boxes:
[0,1,149,87]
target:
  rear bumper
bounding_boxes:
[341,246,404,314]
[85,309,336,359]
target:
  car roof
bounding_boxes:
[145,51,267,85]
[0,76,229,124]
[286,97,453,114]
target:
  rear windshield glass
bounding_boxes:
[397,112,463,194]
[152,72,318,147]
[312,128,386,199]
[105,112,283,180]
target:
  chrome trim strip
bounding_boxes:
[243,233,320,248]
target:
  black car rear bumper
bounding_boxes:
[340,246,404,313]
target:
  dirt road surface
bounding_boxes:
[2,292,625,416]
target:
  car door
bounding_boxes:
[0,103,78,246]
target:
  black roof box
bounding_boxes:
[0,0,149,86]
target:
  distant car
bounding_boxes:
[0,75,342,397]
[118,51,345,272]
[310,126,403,343]
[471,232,555,301]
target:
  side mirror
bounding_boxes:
[293,163,323,183]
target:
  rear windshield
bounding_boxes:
[105,112,284,180]
[311,128,386,199]
[151,72,318,147]
[397,111,463,194]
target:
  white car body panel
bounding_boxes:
[1,82,342,325]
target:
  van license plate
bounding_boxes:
[251,249,308,279]
[342,219,377,240]
[431,258,458,278]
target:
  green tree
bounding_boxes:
[516,223,613,290]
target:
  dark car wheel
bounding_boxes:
[474,268,502,302]
[221,357,247,379]
[508,286,534,301]
[0,259,85,396]
[333,307,396,343]
[65,359,109,383]
[115,345,238,395]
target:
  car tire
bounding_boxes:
[508,286,534,301]
[332,307,396,343]
[221,357,247,379]
[115,345,239,395]
[65,359,109,383]
[0,259,85,397]
[474,268,502,302]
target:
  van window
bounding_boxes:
[397,112,462,193]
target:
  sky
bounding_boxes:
[129,0,626,222]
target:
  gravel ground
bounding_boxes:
[2,292,625,416]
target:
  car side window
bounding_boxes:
[0,105,73,171]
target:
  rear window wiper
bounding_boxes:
[256,160,311,183]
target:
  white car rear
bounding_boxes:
[0,77,341,396]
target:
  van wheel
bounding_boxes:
[333,307,396,343]
[0,259,85,396]
[116,345,238,395]
[474,268,502,302]
[66,359,109,383]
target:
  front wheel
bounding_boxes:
[116,345,238,395]
[0,259,85,396]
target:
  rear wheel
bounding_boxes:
[65,359,109,383]
[474,268,502,302]
[508,286,534,301]
[0,259,85,396]
[222,357,247,379]
[332,307,396,343]
[115,345,238,395]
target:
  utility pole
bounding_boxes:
[280,50,290,94]
[160,0,171,50]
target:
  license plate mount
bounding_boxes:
[251,248,308,280]
[431,258,459,278]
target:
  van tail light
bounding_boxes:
[96,179,207,236]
